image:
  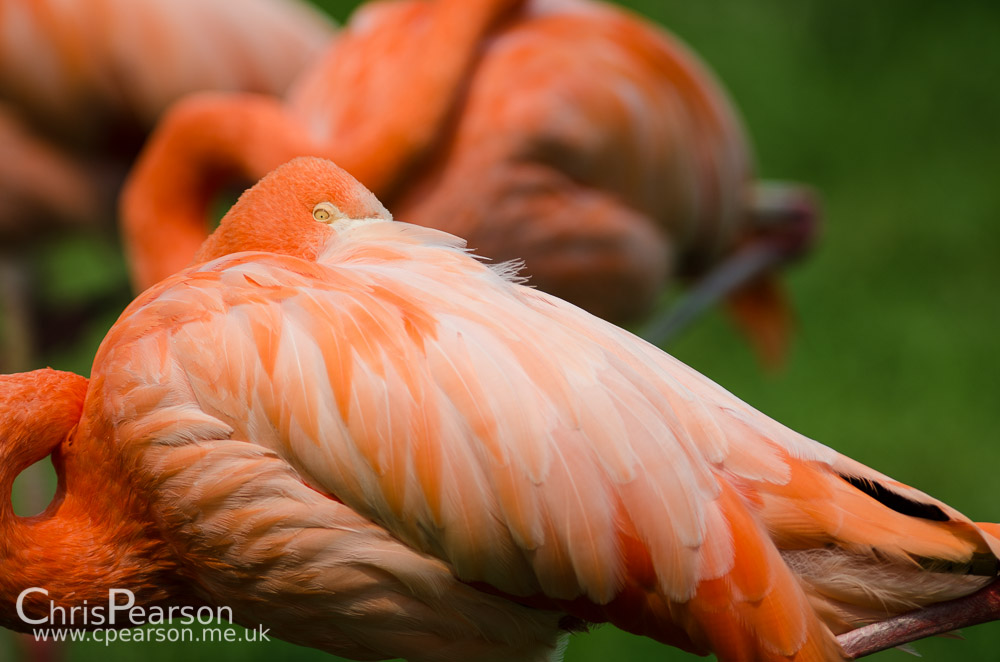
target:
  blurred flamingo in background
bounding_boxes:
[122,0,818,366]
[0,0,335,372]
[1,158,997,662]
[0,0,333,145]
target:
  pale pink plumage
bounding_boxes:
[81,159,996,659]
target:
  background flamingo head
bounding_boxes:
[193,157,392,265]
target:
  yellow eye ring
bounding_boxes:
[312,202,342,223]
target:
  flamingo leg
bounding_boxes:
[639,240,783,347]
[640,180,818,360]
[839,580,1000,659]
[14,633,62,662]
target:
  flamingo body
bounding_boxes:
[4,159,995,661]
[330,0,747,319]
[0,0,333,140]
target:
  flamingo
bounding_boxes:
[1,157,996,661]
[121,0,818,364]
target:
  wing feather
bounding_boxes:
[151,238,724,606]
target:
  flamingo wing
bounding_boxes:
[94,221,997,659]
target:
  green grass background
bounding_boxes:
[4,0,1000,660]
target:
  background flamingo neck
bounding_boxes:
[307,0,523,201]
[120,93,316,291]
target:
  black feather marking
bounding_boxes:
[839,473,950,522]
[918,553,1000,577]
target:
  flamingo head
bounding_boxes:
[0,369,192,632]
[0,370,87,518]
[193,157,393,265]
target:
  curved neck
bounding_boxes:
[311,0,524,199]
[120,93,316,292]
[0,370,86,523]
[0,370,187,632]
[1,488,186,633]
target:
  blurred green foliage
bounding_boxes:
[3,0,999,660]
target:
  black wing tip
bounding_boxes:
[838,473,950,523]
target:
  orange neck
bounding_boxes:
[0,370,188,632]
[120,93,317,292]
[301,0,526,199]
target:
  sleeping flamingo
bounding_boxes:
[121,0,817,364]
[1,158,995,661]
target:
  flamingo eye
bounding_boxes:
[312,202,343,223]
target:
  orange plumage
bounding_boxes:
[1,158,995,661]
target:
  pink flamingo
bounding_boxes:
[1,158,995,661]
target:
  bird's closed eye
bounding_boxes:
[312,202,345,223]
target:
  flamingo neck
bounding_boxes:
[0,370,187,632]
[293,0,522,202]
[120,93,316,292]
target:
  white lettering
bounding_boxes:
[128,604,145,626]
[107,589,135,625]
[196,606,215,625]
[16,588,48,625]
